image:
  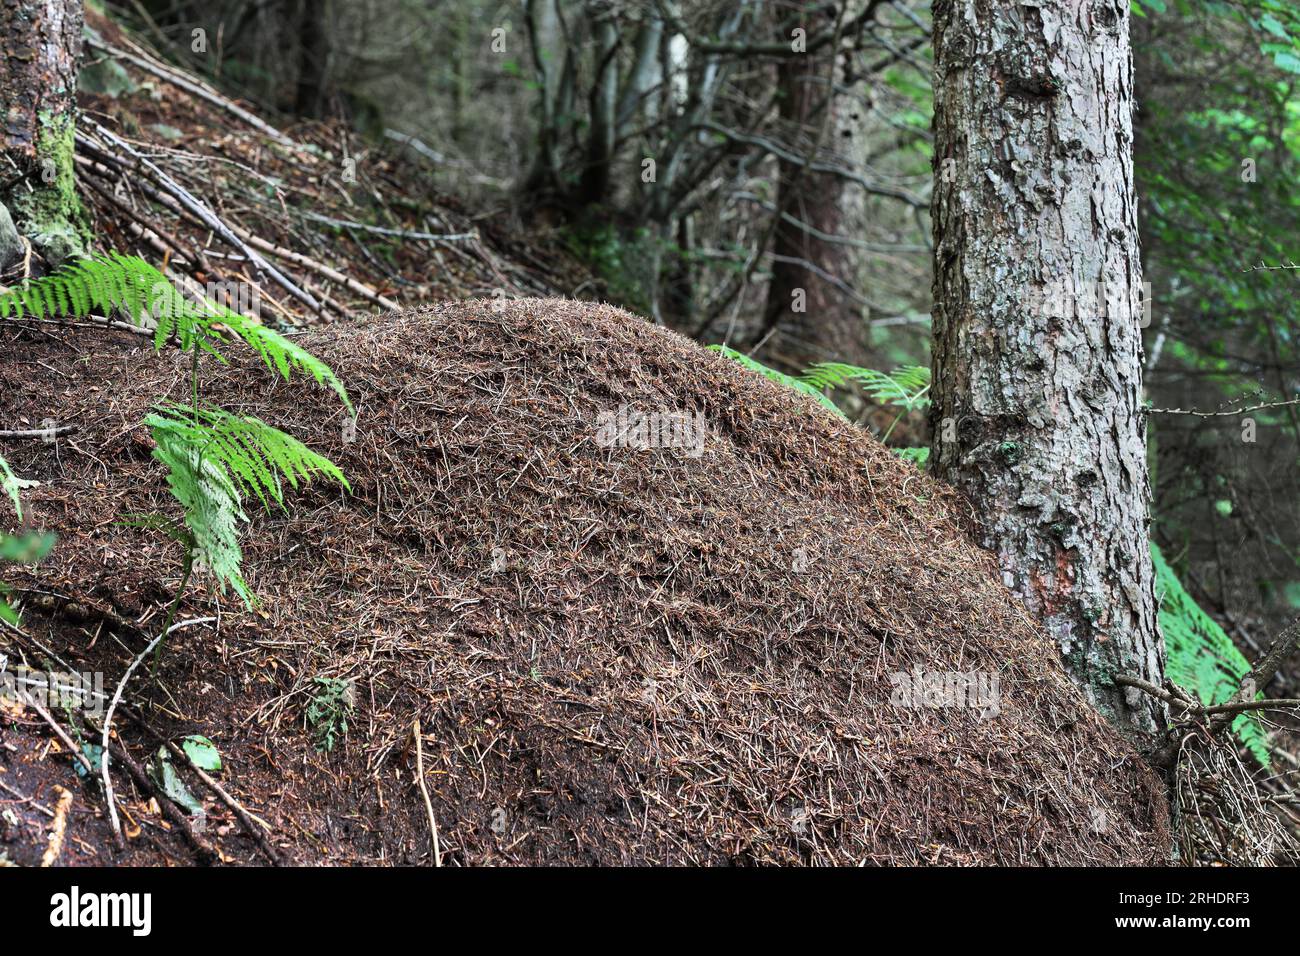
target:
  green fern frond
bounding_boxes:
[147,403,349,513]
[145,402,346,608]
[0,255,350,409]
[219,316,352,412]
[800,363,931,410]
[149,420,253,606]
[1153,542,1270,765]
[0,253,157,325]
[708,345,846,417]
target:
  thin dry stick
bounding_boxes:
[103,735,219,864]
[162,738,282,865]
[25,695,96,775]
[102,616,215,848]
[1211,615,1300,735]
[413,717,442,867]
[1145,398,1300,418]
[228,225,401,311]
[40,786,73,867]
[1114,674,1300,718]
[0,425,76,439]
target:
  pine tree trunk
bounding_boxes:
[929,0,1164,735]
[0,0,85,265]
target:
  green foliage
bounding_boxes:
[562,221,659,315]
[181,734,223,771]
[0,453,36,519]
[305,676,354,752]
[146,404,349,605]
[1,253,351,615]
[799,363,931,412]
[0,454,53,625]
[1153,542,1270,765]
[0,252,157,326]
[708,345,845,416]
[0,254,351,411]
[710,347,932,447]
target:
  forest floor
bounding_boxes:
[0,10,1172,866]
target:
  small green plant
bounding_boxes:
[710,346,931,451]
[0,254,351,634]
[305,676,355,752]
[0,453,54,625]
[562,221,656,314]
[1153,542,1269,765]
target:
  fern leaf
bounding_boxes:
[220,316,352,412]
[147,403,349,513]
[708,345,846,418]
[801,362,931,410]
[1153,541,1270,765]
[150,422,254,606]
[0,255,349,409]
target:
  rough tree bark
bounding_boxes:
[0,0,85,266]
[929,0,1164,735]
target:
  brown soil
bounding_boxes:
[0,298,1169,865]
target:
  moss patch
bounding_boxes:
[11,111,90,264]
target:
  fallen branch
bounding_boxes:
[228,224,401,311]
[86,37,297,148]
[1116,613,1300,772]
[102,734,219,865]
[296,211,475,244]
[0,425,76,440]
[162,737,282,865]
[39,786,73,867]
[413,717,442,867]
[1114,674,1300,719]
[84,122,323,315]
[1211,615,1300,735]
[101,615,215,849]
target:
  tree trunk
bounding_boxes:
[522,0,575,200]
[929,0,1164,736]
[0,0,85,266]
[761,34,861,369]
[578,3,619,207]
[293,0,330,118]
